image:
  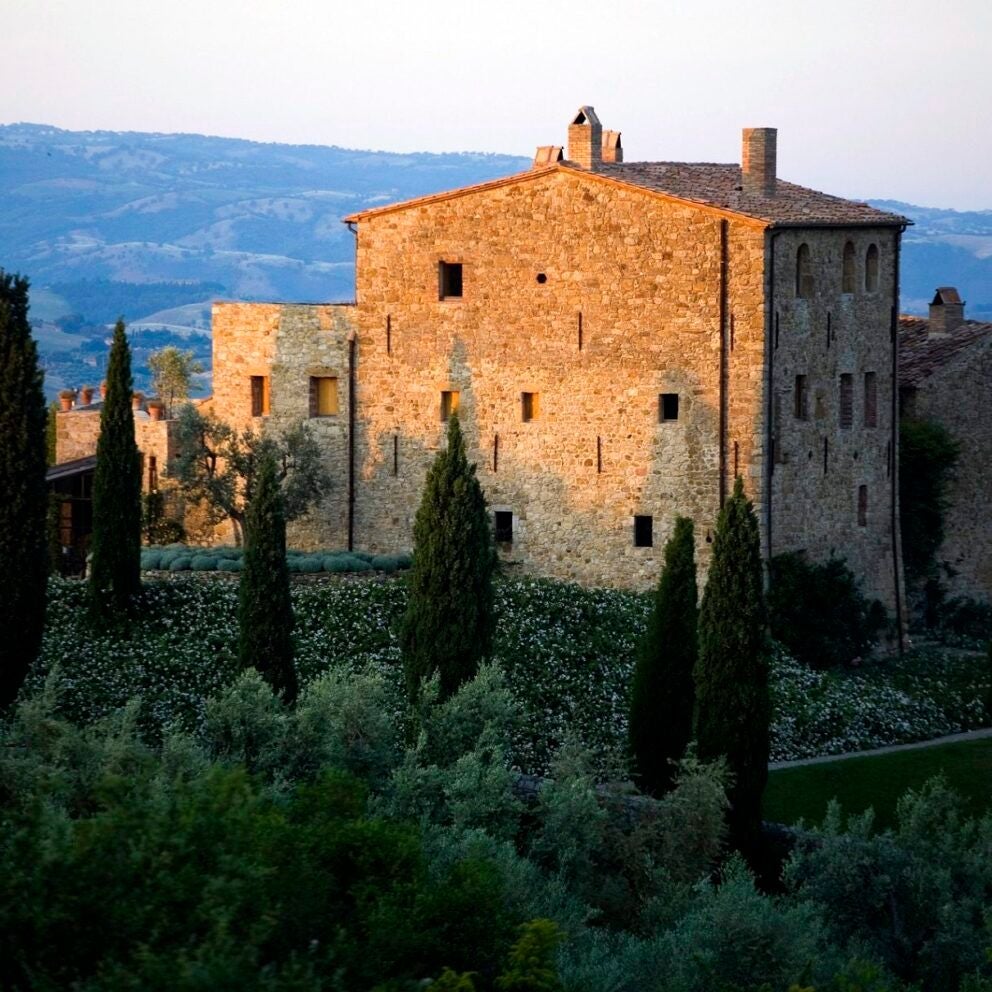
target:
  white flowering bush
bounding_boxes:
[29,575,990,774]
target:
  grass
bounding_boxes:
[765,735,992,831]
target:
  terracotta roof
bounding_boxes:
[344,161,909,228]
[899,315,992,387]
[594,162,908,226]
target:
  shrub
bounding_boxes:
[140,551,163,570]
[372,554,401,573]
[342,555,373,573]
[191,555,218,571]
[168,555,192,571]
[297,555,323,574]
[215,559,241,573]
[768,551,887,669]
[323,554,353,573]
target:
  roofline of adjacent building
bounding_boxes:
[341,161,909,230]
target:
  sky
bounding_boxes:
[3,0,991,209]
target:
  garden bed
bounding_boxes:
[27,575,990,775]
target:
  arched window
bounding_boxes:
[796,243,813,299]
[842,241,856,294]
[865,244,879,293]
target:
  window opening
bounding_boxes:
[493,433,499,472]
[250,375,270,417]
[309,376,339,417]
[439,261,463,299]
[536,273,547,284]
[634,515,653,548]
[386,314,392,356]
[148,455,158,492]
[839,374,853,429]
[865,245,879,293]
[842,241,856,293]
[826,311,832,349]
[596,435,602,473]
[794,375,808,420]
[393,434,399,476]
[522,392,539,422]
[796,243,814,299]
[864,372,877,428]
[733,441,739,478]
[578,311,583,351]
[494,510,513,544]
[858,485,868,527]
[659,393,679,422]
[823,437,829,475]
[730,313,735,352]
[440,390,459,422]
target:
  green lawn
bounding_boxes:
[765,736,992,831]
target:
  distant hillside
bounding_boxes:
[1,122,989,397]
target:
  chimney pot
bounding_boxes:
[741,127,777,196]
[79,385,94,406]
[929,287,965,337]
[58,389,75,412]
[601,130,623,164]
[132,392,144,411]
[567,106,603,170]
[147,400,164,421]
[100,380,108,399]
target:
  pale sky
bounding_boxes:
[4,0,991,208]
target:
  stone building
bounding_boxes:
[900,289,992,602]
[208,106,909,618]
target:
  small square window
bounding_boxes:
[522,392,539,422]
[309,376,339,417]
[440,390,460,422]
[250,375,270,417]
[494,511,513,544]
[634,515,653,548]
[439,261,463,299]
[659,393,679,422]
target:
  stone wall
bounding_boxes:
[768,228,903,615]
[908,336,992,602]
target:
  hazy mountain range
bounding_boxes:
[1,122,989,398]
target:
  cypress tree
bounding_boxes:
[629,515,698,796]
[400,413,496,702]
[694,477,769,854]
[238,448,298,703]
[0,271,48,710]
[89,320,142,617]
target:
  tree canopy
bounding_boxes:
[147,345,204,417]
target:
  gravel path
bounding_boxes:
[770,725,992,770]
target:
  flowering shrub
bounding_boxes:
[29,575,990,773]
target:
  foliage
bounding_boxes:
[900,417,959,583]
[239,449,298,702]
[0,270,49,710]
[768,552,888,670]
[495,919,564,992]
[142,490,186,544]
[45,399,58,464]
[785,778,992,991]
[89,319,142,618]
[694,478,770,854]
[147,344,204,416]
[629,516,698,795]
[173,404,330,544]
[401,413,497,702]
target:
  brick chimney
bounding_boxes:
[532,145,564,168]
[929,287,965,337]
[602,130,622,164]
[741,127,777,196]
[568,107,602,170]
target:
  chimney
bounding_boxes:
[741,127,777,196]
[100,380,108,400]
[532,145,564,169]
[602,130,623,164]
[929,287,965,337]
[147,399,164,421]
[132,391,144,412]
[59,389,75,412]
[567,106,602,170]
[79,385,94,406]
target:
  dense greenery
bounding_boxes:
[629,516,697,795]
[239,451,298,702]
[900,417,959,583]
[768,552,888,669]
[173,405,330,544]
[401,414,497,702]
[89,319,142,618]
[0,270,48,710]
[139,543,411,575]
[694,479,770,854]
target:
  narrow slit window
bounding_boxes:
[842,241,856,293]
[440,390,459,422]
[148,455,158,492]
[839,374,853,429]
[659,393,679,422]
[864,372,877,428]
[858,485,868,527]
[250,375,270,417]
[494,511,513,544]
[865,244,879,293]
[794,375,808,420]
[522,392,539,422]
[439,261,463,299]
[309,376,339,417]
[634,515,653,548]
[796,243,814,299]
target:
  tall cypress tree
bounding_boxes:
[89,319,142,618]
[629,515,698,796]
[400,413,496,702]
[694,477,769,854]
[0,271,48,710]
[239,447,298,703]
